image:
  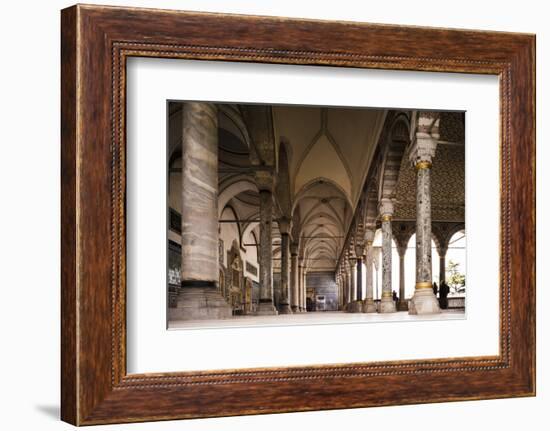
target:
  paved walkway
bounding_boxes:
[168,309,465,330]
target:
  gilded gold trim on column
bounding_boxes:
[381,214,392,222]
[415,281,433,290]
[415,160,432,170]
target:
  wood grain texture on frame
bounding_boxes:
[60,4,535,425]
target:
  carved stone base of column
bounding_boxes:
[300,307,307,313]
[379,297,397,313]
[256,301,279,315]
[348,300,363,313]
[397,299,409,311]
[363,299,377,313]
[291,305,300,313]
[169,286,233,321]
[408,289,440,315]
[278,303,292,314]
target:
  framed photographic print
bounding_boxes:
[61,4,535,425]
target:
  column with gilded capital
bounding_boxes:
[255,171,278,315]
[409,112,441,315]
[363,228,377,313]
[379,199,396,313]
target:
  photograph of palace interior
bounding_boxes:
[167,102,466,328]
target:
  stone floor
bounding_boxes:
[168,309,465,330]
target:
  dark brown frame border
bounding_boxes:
[61,4,535,425]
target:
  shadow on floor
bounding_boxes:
[35,404,59,420]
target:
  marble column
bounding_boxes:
[171,102,234,321]
[298,261,305,312]
[346,257,353,311]
[355,243,364,301]
[349,257,357,303]
[409,113,441,315]
[290,244,300,312]
[342,267,349,310]
[301,267,307,312]
[439,247,447,287]
[180,102,219,286]
[256,172,278,315]
[379,199,396,313]
[363,228,377,313]
[339,273,345,310]
[278,218,292,314]
[335,272,341,309]
[397,246,408,311]
[351,240,364,313]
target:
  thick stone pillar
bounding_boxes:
[379,199,396,313]
[363,228,377,313]
[397,246,408,311]
[173,102,233,321]
[181,102,219,286]
[290,244,300,312]
[278,218,292,314]
[256,172,278,315]
[409,113,441,315]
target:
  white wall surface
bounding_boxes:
[0,1,546,430]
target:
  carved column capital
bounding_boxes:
[409,112,440,167]
[278,217,291,235]
[354,241,365,260]
[254,170,276,192]
[364,227,375,245]
[379,198,394,221]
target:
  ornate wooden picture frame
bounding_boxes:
[61,4,535,425]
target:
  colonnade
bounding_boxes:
[336,111,442,315]
[179,101,308,316]
[179,103,449,318]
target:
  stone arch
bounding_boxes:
[377,112,411,201]
[217,176,259,218]
[220,204,243,249]
[432,222,466,254]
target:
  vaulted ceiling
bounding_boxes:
[171,103,465,274]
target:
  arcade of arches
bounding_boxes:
[167,102,465,324]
